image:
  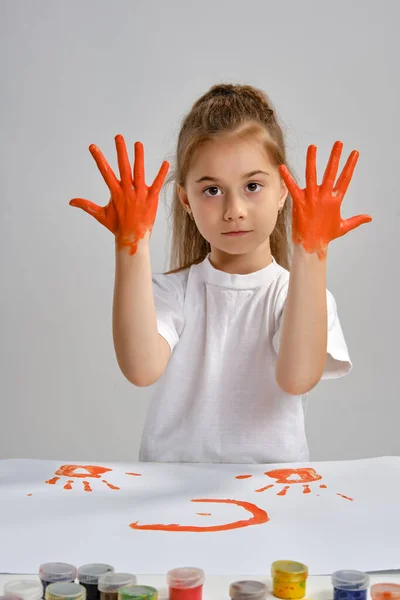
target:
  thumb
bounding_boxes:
[340,213,372,236]
[69,198,108,228]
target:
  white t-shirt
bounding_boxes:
[139,254,351,464]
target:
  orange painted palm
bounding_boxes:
[70,134,169,255]
[279,141,372,259]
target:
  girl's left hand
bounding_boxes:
[279,141,372,259]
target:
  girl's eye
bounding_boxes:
[203,183,263,196]
[203,186,222,197]
[246,182,262,192]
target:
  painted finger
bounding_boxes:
[340,213,372,236]
[279,164,300,202]
[89,144,120,193]
[133,142,145,189]
[334,150,359,198]
[115,134,133,193]
[69,198,107,226]
[149,161,170,196]
[321,141,343,190]
[305,144,318,190]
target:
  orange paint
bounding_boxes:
[45,464,120,492]
[255,484,274,493]
[196,513,212,516]
[70,135,170,255]
[126,472,142,477]
[279,141,372,259]
[129,498,270,532]
[265,468,322,485]
[235,475,253,479]
[237,466,355,502]
[103,480,120,491]
[46,476,60,485]
[55,465,112,478]
[337,494,354,501]
[27,493,32,496]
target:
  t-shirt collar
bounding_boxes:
[197,252,283,289]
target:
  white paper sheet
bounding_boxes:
[1,457,399,574]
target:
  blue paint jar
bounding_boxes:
[331,571,370,600]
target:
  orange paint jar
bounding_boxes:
[371,585,400,600]
[271,561,308,600]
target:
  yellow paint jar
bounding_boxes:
[271,561,308,600]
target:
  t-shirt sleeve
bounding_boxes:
[272,280,352,379]
[152,272,185,353]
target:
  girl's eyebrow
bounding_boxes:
[195,170,271,183]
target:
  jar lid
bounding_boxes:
[98,574,137,593]
[167,568,205,589]
[331,571,370,591]
[118,586,157,600]
[229,580,267,600]
[4,581,43,600]
[39,563,77,583]
[371,584,400,600]
[271,561,308,582]
[45,583,86,600]
[78,565,115,585]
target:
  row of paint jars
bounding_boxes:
[1,562,400,600]
[0,564,206,600]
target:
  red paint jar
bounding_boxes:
[166,568,205,600]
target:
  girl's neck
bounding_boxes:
[209,239,273,274]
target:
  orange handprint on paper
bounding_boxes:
[236,467,353,501]
[279,141,372,259]
[45,465,121,492]
[70,135,169,255]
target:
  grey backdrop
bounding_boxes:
[1,0,398,462]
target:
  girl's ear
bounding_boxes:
[177,184,191,211]
[278,180,289,212]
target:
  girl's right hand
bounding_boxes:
[70,134,170,255]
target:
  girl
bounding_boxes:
[70,83,372,464]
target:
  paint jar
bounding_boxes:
[39,564,77,598]
[331,570,370,600]
[371,585,400,600]
[78,565,115,600]
[4,581,43,600]
[118,587,157,600]
[229,580,268,600]
[98,574,137,600]
[45,583,86,600]
[167,567,205,600]
[271,561,308,599]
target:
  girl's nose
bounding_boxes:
[223,195,247,220]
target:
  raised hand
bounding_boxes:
[279,141,372,259]
[70,134,169,255]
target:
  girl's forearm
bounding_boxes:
[112,239,170,387]
[275,245,328,395]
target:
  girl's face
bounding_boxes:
[177,136,288,271]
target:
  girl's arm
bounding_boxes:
[113,237,171,387]
[276,245,327,395]
[276,141,372,395]
[70,134,170,386]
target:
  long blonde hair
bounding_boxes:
[164,83,298,273]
